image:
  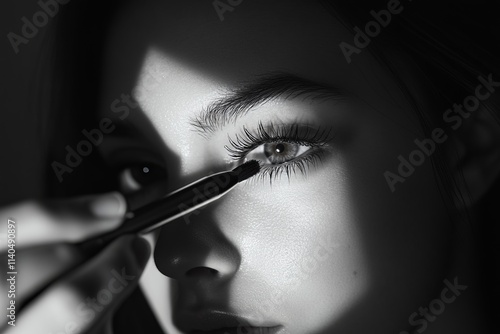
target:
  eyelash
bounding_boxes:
[225,121,334,183]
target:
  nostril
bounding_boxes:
[185,266,219,278]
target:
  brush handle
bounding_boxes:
[18,161,259,313]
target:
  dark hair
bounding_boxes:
[321,0,500,205]
[322,0,500,321]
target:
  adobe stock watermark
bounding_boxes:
[51,60,167,182]
[234,232,341,334]
[212,0,243,21]
[5,219,17,328]
[385,73,500,192]
[179,168,244,225]
[339,0,412,64]
[48,267,135,334]
[50,95,137,182]
[7,0,71,55]
[400,277,467,334]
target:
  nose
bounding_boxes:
[153,214,240,281]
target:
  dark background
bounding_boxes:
[1,0,46,204]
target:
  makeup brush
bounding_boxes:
[19,160,260,312]
[79,159,261,251]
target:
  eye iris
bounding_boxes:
[264,142,298,164]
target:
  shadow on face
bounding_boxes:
[98,1,457,333]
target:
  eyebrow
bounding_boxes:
[189,72,348,137]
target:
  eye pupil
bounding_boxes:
[142,167,150,173]
[275,143,285,154]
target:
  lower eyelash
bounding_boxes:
[252,150,326,185]
[225,121,334,183]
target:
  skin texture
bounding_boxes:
[97,1,473,333]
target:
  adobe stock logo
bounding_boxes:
[400,277,467,334]
[51,93,137,182]
[384,74,499,192]
[212,0,243,21]
[47,267,135,334]
[7,0,70,54]
[51,55,169,183]
[339,0,411,64]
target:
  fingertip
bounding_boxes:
[90,191,127,219]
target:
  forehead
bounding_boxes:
[99,0,421,153]
[100,0,353,93]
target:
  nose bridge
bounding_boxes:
[153,211,241,281]
[169,152,232,191]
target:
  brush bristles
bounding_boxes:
[231,160,261,182]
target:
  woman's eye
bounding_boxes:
[118,163,168,193]
[245,142,310,165]
[225,122,333,182]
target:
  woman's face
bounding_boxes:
[100,1,452,333]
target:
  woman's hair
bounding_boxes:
[39,0,499,318]
[322,1,500,211]
[321,0,500,317]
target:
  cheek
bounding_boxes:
[216,155,370,329]
[332,104,452,328]
[214,104,451,331]
[345,104,451,284]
